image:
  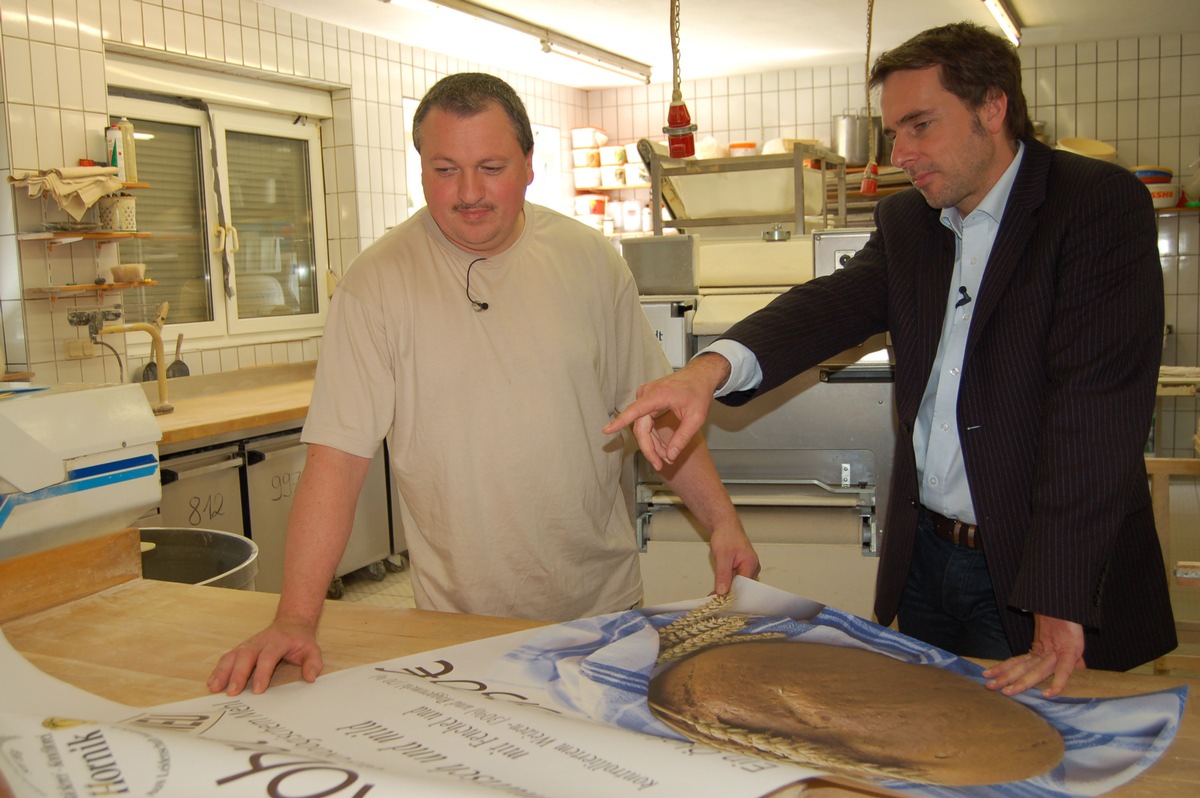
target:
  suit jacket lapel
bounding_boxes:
[915,210,955,381]
[966,140,1051,358]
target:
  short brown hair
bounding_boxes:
[412,73,535,156]
[868,22,1033,141]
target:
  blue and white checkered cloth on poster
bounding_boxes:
[485,600,1186,798]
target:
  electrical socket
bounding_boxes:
[65,340,95,359]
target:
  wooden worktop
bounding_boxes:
[0,529,545,709]
[152,364,315,446]
[2,531,1197,797]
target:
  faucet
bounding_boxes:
[95,301,174,415]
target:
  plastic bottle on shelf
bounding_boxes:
[106,124,126,181]
[116,117,137,182]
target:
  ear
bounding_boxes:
[980,88,1009,136]
[525,150,535,186]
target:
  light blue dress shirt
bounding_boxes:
[704,143,1027,526]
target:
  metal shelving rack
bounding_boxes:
[640,141,849,236]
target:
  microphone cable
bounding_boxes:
[465,257,488,311]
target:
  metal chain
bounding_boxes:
[671,0,683,102]
[864,0,876,163]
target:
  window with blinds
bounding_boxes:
[224,130,320,321]
[108,96,328,342]
[120,117,212,325]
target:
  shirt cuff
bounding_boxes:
[696,339,763,397]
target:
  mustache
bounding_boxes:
[454,202,496,212]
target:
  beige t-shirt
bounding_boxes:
[303,202,670,620]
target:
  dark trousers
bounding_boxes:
[897,510,1014,660]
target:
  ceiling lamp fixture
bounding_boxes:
[427,0,651,83]
[538,38,652,84]
[982,0,1022,46]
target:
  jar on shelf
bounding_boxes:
[98,194,137,231]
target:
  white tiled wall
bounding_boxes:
[1,6,1198,456]
[0,0,588,382]
[1159,210,1200,457]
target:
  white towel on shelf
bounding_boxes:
[7,167,124,220]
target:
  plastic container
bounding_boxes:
[1147,183,1180,209]
[139,527,259,590]
[574,193,607,217]
[600,165,625,187]
[110,262,146,282]
[624,161,650,186]
[571,127,608,148]
[105,124,126,181]
[1056,137,1117,162]
[98,194,136,231]
[622,200,642,231]
[572,148,600,167]
[599,145,627,165]
[117,117,138,182]
[574,167,601,189]
[729,141,759,157]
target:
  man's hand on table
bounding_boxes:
[983,614,1086,698]
[207,619,324,696]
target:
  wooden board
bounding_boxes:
[2,579,544,707]
[0,529,141,624]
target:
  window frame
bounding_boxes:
[106,95,330,344]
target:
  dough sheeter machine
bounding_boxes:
[0,383,162,560]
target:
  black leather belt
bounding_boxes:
[924,507,981,549]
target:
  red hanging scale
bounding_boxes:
[663,0,696,158]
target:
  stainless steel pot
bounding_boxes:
[832,109,890,167]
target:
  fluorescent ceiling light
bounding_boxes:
[982,0,1023,46]
[425,0,651,84]
[539,38,651,84]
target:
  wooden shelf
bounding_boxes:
[25,279,157,301]
[578,183,651,192]
[17,230,152,249]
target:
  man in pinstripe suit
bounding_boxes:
[605,22,1175,697]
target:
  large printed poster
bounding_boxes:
[0,578,1187,798]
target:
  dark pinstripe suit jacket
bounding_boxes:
[720,138,1176,670]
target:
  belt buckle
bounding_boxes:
[951,520,976,548]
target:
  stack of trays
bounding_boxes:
[1133,165,1173,184]
[572,127,608,190]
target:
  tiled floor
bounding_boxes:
[340,479,1200,668]
[339,554,416,607]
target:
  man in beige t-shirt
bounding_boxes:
[208,73,759,696]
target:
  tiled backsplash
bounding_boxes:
[0,2,1197,452]
[1158,210,1200,457]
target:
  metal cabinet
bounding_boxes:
[148,446,246,535]
[243,430,391,594]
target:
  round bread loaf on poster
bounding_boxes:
[647,640,1064,786]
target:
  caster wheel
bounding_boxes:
[384,553,409,573]
[365,560,387,581]
[326,577,345,600]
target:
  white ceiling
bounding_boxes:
[264,0,1197,88]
